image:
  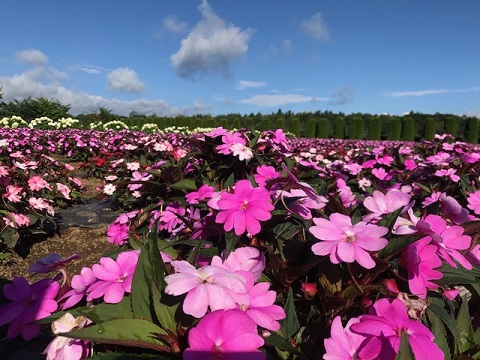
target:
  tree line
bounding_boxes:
[0,92,478,143]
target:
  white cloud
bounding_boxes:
[74,64,110,74]
[107,67,145,93]
[240,93,329,107]
[163,15,188,34]
[389,86,480,97]
[0,64,205,116]
[282,39,293,53]
[301,13,329,41]
[236,80,267,90]
[15,49,48,66]
[170,0,253,80]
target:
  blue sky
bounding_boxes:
[1,0,479,118]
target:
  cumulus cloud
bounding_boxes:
[240,93,329,107]
[0,63,205,116]
[15,49,49,66]
[236,80,267,90]
[107,67,145,93]
[328,86,355,105]
[301,13,329,41]
[170,0,253,80]
[389,86,480,97]
[163,15,189,34]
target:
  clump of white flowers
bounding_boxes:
[0,116,29,128]
[102,120,129,131]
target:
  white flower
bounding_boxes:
[103,183,116,195]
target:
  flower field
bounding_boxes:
[1,125,480,359]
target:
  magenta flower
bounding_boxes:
[216,180,274,236]
[87,250,139,304]
[184,309,265,360]
[215,132,247,156]
[310,213,388,269]
[467,190,480,215]
[416,214,472,270]
[164,260,248,318]
[254,165,281,187]
[211,246,266,281]
[434,168,460,182]
[401,237,443,298]
[350,298,443,360]
[107,222,130,245]
[186,184,216,204]
[0,277,59,340]
[282,188,328,220]
[363,190,411,222]
[323,316,381,360]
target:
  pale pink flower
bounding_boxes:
[216,132,247,156]
[363,190,411,222]
[0,277,59,340]
[371,167,392,181]
[4,185,23,202]
[56,183,71,199]
[337,178,356,207]
[230,142,254,160]
[310,213,388,269]
[467,190,480,215]
[351,298,444,360]
[164,260,248,318]
[3,212,30,228]
[126,161,141,171]
[43,313,90,360]
[434,168,460,182]
[282,188,328,220]
[211,247,266,281]
[28,197,55,215]
[216,180,274,236]
[87,250,140,304]
[103,183,116,195]
[401,237,443,298]
[184,309,265,360]
[323,316,381,360]
[28,175,51,191]
[127,171,151,191]
[0,165,10,177]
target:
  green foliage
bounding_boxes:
[0,97,71,120]
[387,116,402,140]
[465,117,479,144]
[367,116,382,140]
[304,118,317,138]
[425,116,437,141]
[289,117,301,137]
[445,116,458,139]
[349,116,365,140]
[316,117,330,139]
[402,117,415,141]
[333,116,345,139]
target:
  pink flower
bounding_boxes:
[107,222,130,245]
[4,185,23,202]
[371,167,392,181]
[87,251,139,304]
[3,212,30,228]
[401,237,443,298]
[237,272,286,331]
[56,183,71,199]
[211,246,266,281]
[467,190,480,215]
[416,214,472,270]
[28,175,51,191]
[363,190,411,222]
[184,309,265,360]
[159,202,187,234]
[310,213,388,269]
[324,316,381,360]
[215,132,247,156]
[350,298,444,360]
[434,168,460,182]
[43,313,90,360]
[0,277,59,340]
[254,165,280,187]
[337,178,356,208]
[216,180,274,236]
[164,260,248,318]
[60,267,96,310]
[282,188,328,220]
[186,184,216,204]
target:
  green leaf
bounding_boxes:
[455,297,475,355]
[151,283,180,333]
[264,332,302,356]
[395,331,415,360]
[169,179,196,191]
[131,243,155,322]
[378,234,422,260]
[426,308,452,360]
[435,264,480,286]
[66,318,169,351]
[78,297,135,324]
[377,207,403,231]
[426,299,456,336]
[223,232,239,258]
[280,288,300,339]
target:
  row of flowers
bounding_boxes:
[1,127,480,359]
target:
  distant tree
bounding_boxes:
[0,97,71,120]
[367,116,382,140]
[316,118,330,139]
[401,117,415,141]
[333,116,345,139]
[304,118,317,138]
[387,117,402,140]
[465,117,479,144]
[444,115,458,139]
[98,107,115,122]
[424,117,437,140]
[349,116,365,140]
[289,117,301,137]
